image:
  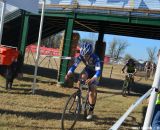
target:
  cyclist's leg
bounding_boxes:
[88,84,97,108]
[87,69,99,120]
[123,74,128,87]
[87,82,98,120]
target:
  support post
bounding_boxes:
[95,31,106,78]
[18,12,30,72]
[58,18,74,85]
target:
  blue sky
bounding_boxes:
[78,31,160,62]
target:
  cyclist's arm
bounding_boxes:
[134,68,137,73]
[92,58,101,80]
[65,56,81,80]
[122,64,127,73]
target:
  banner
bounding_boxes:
[81,0,160,11]
[6,0,39,14]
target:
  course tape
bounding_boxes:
[51,56,73,60]
[51,56,106,62]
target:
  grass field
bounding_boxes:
[0,59,154,130]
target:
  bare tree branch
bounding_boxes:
[109,38,128,60]
[147,47,156,62]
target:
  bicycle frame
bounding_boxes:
[79,84,90,112]
[122,73,134,97]
[125,73,134,83]
[61,82,90,130]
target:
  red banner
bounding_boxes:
[26,44,80,57]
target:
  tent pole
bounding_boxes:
[0,0,6,45]
[32,0,46,94]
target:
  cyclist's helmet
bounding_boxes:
[128,58,134,64]
[80,42,93,57]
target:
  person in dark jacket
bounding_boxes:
[5,55,22,89]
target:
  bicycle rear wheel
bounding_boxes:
[61,91,81,130]
[122,80,128,97]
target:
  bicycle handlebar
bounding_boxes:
[80,84,89,89]
[124,73,134,75]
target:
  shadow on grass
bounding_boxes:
[99,77,151,95]
[0,123,57,130]
[0,86,70,98]
[23,64,58,79]
[22,65,151,96]
[77,115,140,129]
[35,89,70,98]
[0,108,61,120]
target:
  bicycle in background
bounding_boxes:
[61,80,96,130]
[122,73,134,97]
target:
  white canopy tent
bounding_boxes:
[0,0,39,44]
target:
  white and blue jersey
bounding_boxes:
[68,53,101,79]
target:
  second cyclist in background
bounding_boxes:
[65,42,101,120]
[122,58,137,93]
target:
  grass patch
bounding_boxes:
[0,64,153,130]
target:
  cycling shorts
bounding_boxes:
[80,67,100,87]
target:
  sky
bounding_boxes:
[78,31,160,62]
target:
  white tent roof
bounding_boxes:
[0,2,17,15]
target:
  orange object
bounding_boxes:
[0,46,19,65]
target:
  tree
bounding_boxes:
[109,38,128,60]
[115,40,128,60]
[124,54,133,61]
[147,47,156,62]
[109,38,117,58]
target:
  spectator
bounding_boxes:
[5,54,22,89]
[151,62,156,78]
[144,61,151,80]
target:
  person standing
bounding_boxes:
[5,54,22,89]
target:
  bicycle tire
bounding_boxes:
[61,91,81,130]
[122,80,129,97]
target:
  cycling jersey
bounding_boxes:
[68,53,101,79]
[127,63,136,73]
[123,62,136,73]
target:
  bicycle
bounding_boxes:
[61,81,93,130]
[122,73,134,97]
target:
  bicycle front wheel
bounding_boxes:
[61,91,81,130]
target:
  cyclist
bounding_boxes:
[144,61,151,80]
[122,58,137,93]
[65,42,101,120]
